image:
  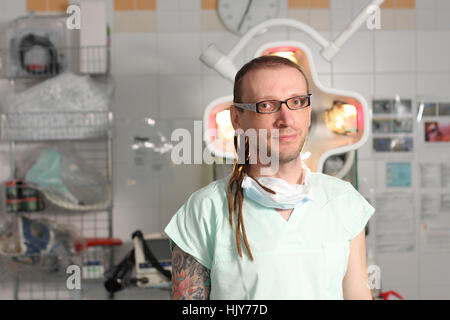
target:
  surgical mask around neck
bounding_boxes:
[241,166,313,210]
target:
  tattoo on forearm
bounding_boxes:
[171,245,211,300]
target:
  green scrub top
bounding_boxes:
[164,170,375,300]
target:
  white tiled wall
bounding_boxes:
[1,0,450,300]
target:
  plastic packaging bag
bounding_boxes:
[24,145,111,211]
[0,72,112,140]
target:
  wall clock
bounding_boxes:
[217,0,280,35]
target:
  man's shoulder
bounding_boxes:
[309,171,354,205]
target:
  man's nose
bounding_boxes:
[274,103,295,127]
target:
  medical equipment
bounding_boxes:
[104,231,171,298]
[0,215,82,273]
[4,14,75,78]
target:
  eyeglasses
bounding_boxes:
[234,94,312,114]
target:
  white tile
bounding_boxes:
[415,0,436,10]
[435,0,450,10]
[331,31,374,73]
[201,9,227,32]
[332,73,374,102]
[374,74,416,97]
[331,0,352,10]
[374,31,415,73]
[376,252,419,287]
[112,75,159,118]
[111,33,159,75]
[417,74,450,96]
[159,164,204,207]
[179,0,201,11]
[287,8,309,27]
[419,252,450,286]
[331,8,353,32]
[436,10,450,30]
[157,11,180,32]
[113,206,162,240]
[379,8,395,31]
[201,74,233,106]
[395,9,415,30]
[309,9,330,31]
[157,0,179,11]
[159,75,203,119]
[417,31,450,72]
[179,11,202,32]
[277,3,288,19]
[157,33,202,75]
[113,163,160,208]
[0,0,26,22]
[244,30,289,60]
[157,11,200,33]
[420,286,450,300]
[416,9,437,30]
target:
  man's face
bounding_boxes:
[231,66,311,163]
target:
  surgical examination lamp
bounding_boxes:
[200,0,384,176]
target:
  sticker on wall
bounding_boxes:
[373,99,412,115]
[386,162,411,187]
[372,119,392,133]
[373,137,413,152]
[424,120,450,142]
[392,118,413,133]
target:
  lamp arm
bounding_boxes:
[322,0,385,60]
[199,0,384,81]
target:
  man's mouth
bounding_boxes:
[279,133,297,142]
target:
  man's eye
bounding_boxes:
[260,103,272,109]
[292,98,306,106]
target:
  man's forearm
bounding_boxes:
[171,245,211,300]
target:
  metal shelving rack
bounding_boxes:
[0,41,115,299]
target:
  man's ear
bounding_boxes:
[229,105,242,130]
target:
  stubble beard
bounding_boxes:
[260,132,307,165]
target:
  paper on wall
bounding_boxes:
[375,192,416,253]
[420,163,441,188]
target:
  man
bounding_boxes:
[164,55,375,300]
